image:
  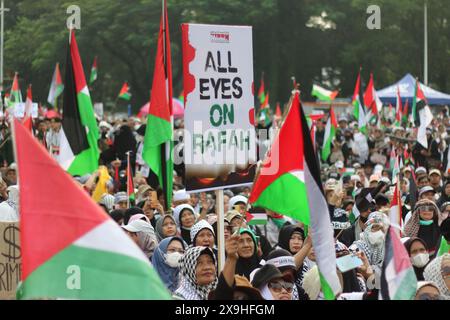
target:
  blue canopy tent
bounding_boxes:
[377,73,450,105]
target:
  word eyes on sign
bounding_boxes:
[200,51,242,100]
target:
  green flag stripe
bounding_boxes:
[67,91,100,176]
[251,172,310,225]
[18,244,171,300]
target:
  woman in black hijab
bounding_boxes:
[235,228,261,280]
[403,237,430,281]
[277,224,305,255]
[113,124,137,164]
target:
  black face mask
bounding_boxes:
[440,217,450,242]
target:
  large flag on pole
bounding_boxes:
[380,226,417,300]
[412,80,433,148]
[352,70,367,134]
[249,92,341,299]
[143,0,173,208]
[311,84,338,102]
[321,106,337,162]
[58,30,100,176]
[47,63,64,106]
[12,119,171,300]
[389,179,403,235]
[89,56,98,85]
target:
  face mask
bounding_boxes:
[411,253,429,268]
[165,252,183,268]
[367,230,385,246]
[419,219,434,226]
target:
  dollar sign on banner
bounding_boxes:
[2,225,21,263]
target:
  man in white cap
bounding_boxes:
[228,195,248,215]
[428,169,442,195]
[173,189,191,207]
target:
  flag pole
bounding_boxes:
[127,151,131,209]
[216,189,225,272]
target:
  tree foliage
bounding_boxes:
[3,0,450,112]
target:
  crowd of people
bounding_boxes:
[0,103,449,301]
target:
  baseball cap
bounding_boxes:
[419,186,436,197]
[429,169,441,177]
[173,189,191,202]
[415,167,427,175]
[121,219,154,234]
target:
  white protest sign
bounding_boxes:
[182,24,256,192]
[13,102,38,118]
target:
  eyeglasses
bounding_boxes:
[418,205,435,212]
[268,281,294,293]
[441,265,450,278]
[417,293,443,300]
[167,248,184,254]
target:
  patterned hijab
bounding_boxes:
[423,253,450,299]
[174,246,218,300]
[350,212,388,268]
[404,199,440,238]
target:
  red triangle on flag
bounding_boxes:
[13,119,109,279]
[245,211,254,222]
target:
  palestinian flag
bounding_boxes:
[127,152,135,207]
[13,118,171,300]
[249,92,341,299]
[380,226,417,300]
[352,71,367,134]
[246,208,267,225]
[261,92,269,109]
[321,106,337,162]
[89,56,98,85]
[437,236,450,256]
[118,82,131,100]
[257,75,265,105]
[143,2,173,208]
[58,30,100,176]
[412,80,433,148]
[389,180,402,235]
[394,86,402,127]
[47,63,64,107]
[178,90,184,103]
[8,72,22,108]
[364,73,382,122]
[23,85,33,132]
[402,99,409,125]
[311,84,338,102]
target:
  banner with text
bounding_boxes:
[0,222,21,299]
[182,23,256,192]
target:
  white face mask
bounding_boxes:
[165,252,183,268]
[411,253,429,268]
[367,230,385,246]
